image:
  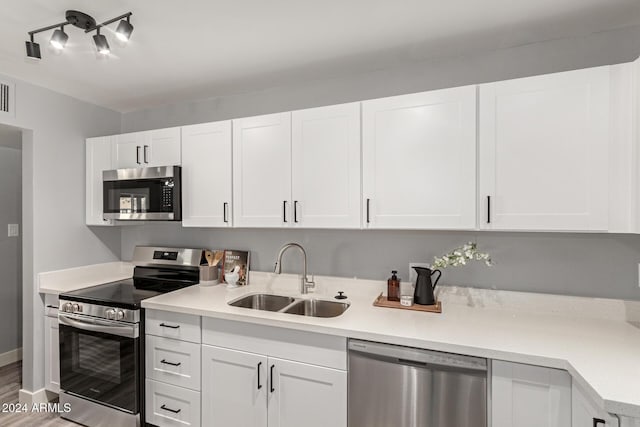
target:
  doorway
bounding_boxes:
[0,124,22,400]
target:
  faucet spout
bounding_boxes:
[273,243,315,294]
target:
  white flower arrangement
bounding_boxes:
[431,242,494,269]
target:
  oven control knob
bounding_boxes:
[64,303,73,313]
[105,309,116,320]
[116,310,125,321]
[72,303,80,313]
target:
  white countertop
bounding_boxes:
[38,262,133,294]
[142,271,640,418]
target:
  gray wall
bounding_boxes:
[0,141,22,354]
[0,74,122,393]
[119,25,640,302]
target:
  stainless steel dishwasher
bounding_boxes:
[348,339,487,427]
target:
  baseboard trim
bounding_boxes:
[19,387,57,404]
[0,347,22,367]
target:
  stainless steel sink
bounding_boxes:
[229,294,296,312]
[283,299,350,318]
[228,293,350,318]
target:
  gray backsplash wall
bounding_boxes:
[121,224,640,301]
[0,144,22,354]
[121,25,640,301]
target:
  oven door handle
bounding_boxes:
[59,314,139,338]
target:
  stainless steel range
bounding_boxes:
[58,246,203,427]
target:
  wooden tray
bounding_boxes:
[373,293,442,313]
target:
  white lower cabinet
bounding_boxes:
[201,346,268,427]
[145,310,201,427]
[492,360,571,427]
[267,356,347,427]
[572,382,619,427]
[146,379,201,427]
[44,314,59,393]
[44,293,59,393]
[201,318,347,427]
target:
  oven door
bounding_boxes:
[102,166,181,221]
[59,313,139,414]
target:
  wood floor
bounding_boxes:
[0,361,80,427]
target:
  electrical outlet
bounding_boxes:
[7,224,18,237]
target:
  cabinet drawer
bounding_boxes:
[146,379,200,427]
[146,309,201,343]
[146,335,201,390]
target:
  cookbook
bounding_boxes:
[222,249,250,285]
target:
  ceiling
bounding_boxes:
[1,0,639,113]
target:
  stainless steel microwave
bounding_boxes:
[102,166,182,221]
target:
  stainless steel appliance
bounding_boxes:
[102,166,181,221]
[348,339,488,427]
[58,246,202,427]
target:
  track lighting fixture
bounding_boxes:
[93,27,110,55]
[49,26,68,50]
[25,34,41,60]
[115,16,134,42]
[25,10,133,60]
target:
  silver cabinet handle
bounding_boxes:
[223,202,229,223]
[136,146,141,164]
[143,145,149,163]
[294,201,299,223]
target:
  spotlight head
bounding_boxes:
[25,39,41,59]
[93,30,110,55]
[50,27,68,50]
[115,18,133,42]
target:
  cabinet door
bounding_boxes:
[149,127,181,166]
[479,67,610,231]
[201,345,267,427]
[181,122,232,227]
[572,382,619,427]
[291,103,361,228]
[114,131,146,168]
[492,360,571,427]
[362,86,477,229]
[233,113,292,227]
[86,136,114,226]
[268,357,346,427]
[44,316,59,393]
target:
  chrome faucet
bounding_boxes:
[274,243,315,294]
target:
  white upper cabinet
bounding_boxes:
[362,86,477,229]
[233,113,292,227]
[114,127,181,169]
[114,131,146,169]
[86,136,115,226]
[291,103,361,228]
[479,67,610,231]
[148,127,181,167]
[181,121,232,227]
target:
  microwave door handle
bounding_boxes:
[58,314,138,338]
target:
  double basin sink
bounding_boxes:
[228,293,349,318]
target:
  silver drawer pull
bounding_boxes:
[160,359,181,367]
[160,404,181,414]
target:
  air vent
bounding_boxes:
[0,83,9,113]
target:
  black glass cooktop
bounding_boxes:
[60,266,200,309]
[61,279,163,309]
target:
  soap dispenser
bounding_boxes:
[387,270,400,302]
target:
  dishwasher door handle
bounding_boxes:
[349,339,487,372]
